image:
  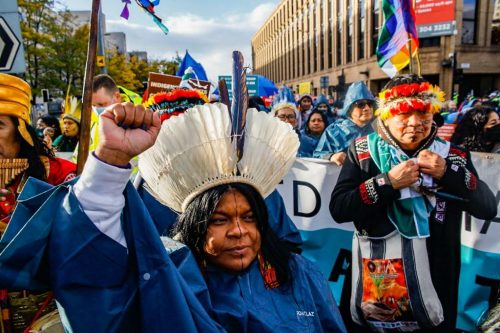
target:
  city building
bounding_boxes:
[105,32,127,54]
[69,10,106,35]
[251,0,500,101]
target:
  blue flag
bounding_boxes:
[176,51,208,81]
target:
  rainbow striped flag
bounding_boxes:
[376,0,419,78]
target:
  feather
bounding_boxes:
[138,103,299,213]
[230,51,248,161]
[218,79,230,111]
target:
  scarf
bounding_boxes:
[367,122,450,238]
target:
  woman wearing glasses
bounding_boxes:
[313,81,375,165]
[272,101,299,134]
[330,74,496,332]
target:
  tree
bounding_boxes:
[106,50,142,91]
[18,0,55,101]
[18,1,88,100]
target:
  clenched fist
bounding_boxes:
[417,150,446,180]
[96,103,161,166]
[387,160,420,190]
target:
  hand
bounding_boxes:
[360,301,397,321]
[388,160,420,190]
[330,152,346,166]
[96,103,161,166]
[43,133,52,149]
[418,150,446,180]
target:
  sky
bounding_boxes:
[57,0,280,81]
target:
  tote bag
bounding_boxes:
[350,230,444,332]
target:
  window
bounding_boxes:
[328,0,333,68]
[347,0,353,63]
[419,37,440,47]
[320,0,325,70]
[336,0,343,66]
[372,0,380,56]
[462,0,478,44]
[358,0,365,59]
[491,0,500,45]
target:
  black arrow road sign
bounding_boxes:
[0,17,21,71]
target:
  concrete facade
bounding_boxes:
[251,0,500,101]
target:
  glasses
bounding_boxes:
[354,100,374,108]
[277,114,296,121]
[394,112,434,127]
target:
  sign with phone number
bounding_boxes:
[418,21,456,38]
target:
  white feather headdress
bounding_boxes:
[139,102,299,212]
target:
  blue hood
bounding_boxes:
[340,81,375,117]
[314,95,330,109]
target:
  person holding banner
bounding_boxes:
[314,81,375,165]
[330,74,497,332]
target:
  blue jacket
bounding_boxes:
[0,178,224,333]
[298,130,322,158]
[313,118,373,159]
[0,178,344,332]
[338,81,375,118]
[206,255,346,332]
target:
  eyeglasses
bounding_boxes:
[277,114,296,120]
[354,100,374,108]
[393,111,433,127]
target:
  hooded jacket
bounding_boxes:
[313,82,375,159]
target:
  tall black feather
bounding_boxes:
[230,51,248,160]
[218,79,230,111]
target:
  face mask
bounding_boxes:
[35,128,44,138]
[484,123,500,142]
[94,106,106,115]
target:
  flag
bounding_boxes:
[376,0,419,78]
[176,51,208,81]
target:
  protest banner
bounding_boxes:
[277,153,499,332]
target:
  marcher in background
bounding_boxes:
[297,94,313,129]
[330,74,496,332]
[451,106,500,153]
[298,110,328,157]
[36,115,61,140]
[272,101,299,133]
[313,81,375,165]
[52,96,80,152]
[315,94,338,125]
[0,73,75,332]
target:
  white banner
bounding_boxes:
[276,153,500,332]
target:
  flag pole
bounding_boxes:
[77,0,100,175]
[407,32,413,74]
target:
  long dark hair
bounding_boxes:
[451,106,496,152]
[40,115,62,139]
[13,117,53,181]
[173,183,291,286]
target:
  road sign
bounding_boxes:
[217,75,260,99]
[0,16,21,72]
[96,55,106,67]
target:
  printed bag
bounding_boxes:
[351,230,444,332]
